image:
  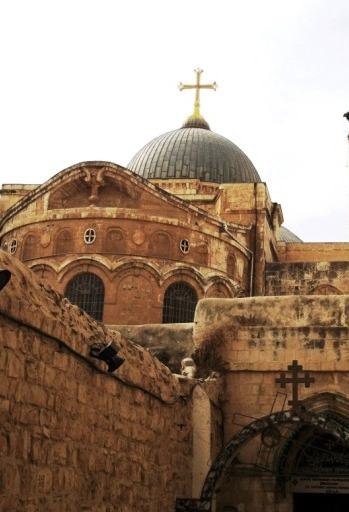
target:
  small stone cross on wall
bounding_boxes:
[275,360,315,408]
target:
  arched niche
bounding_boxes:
[205,281,232,298]
[22,233,38,261]
[56,229,74,255]
[309,284,342,295]
[149,231,171,258]
[115,266,160,325]
[104,228,126,254]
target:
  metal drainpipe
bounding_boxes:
[222,221,254,297]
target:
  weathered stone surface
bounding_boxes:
[3,158,349,512]
[110,323,194,373]
[0,251,195,511]
[194,296,349,373]
[192,293,349,490]
[0,163,250,325]
[277,242,349,263]
[265,260,349,295]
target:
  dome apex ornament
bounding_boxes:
[178,68,217,130]
[128,70,261,184]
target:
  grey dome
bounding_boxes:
[127,126,261,184]
[278,226,303,243]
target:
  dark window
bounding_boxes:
[65,272,104,321]
[10,239,18,254]
[162,282,198,323]
[180,239,190,254]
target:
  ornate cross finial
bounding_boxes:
[178,68,217,120]
[275,360,315,408]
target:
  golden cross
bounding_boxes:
[178,68,217,119]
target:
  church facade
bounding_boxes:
[1,70,349,511]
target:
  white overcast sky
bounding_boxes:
[1,0,348,242]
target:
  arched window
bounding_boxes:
[65,272,104,321]
[162,282,198,323]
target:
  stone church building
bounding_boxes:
[1,70,349,512]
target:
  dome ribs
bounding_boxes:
[128,127,261,184]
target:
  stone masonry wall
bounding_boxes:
[194,296,349,440]
[276,242,349,263]
[110,323,194,374]
[0,251,193,512]
[265,261,349,295]
[193,295,349,512]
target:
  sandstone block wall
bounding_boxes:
[265,261,349,295]
[276,242,349,263]
[0,251,193,512]
[193,296,349,511]
[194,296,349,438]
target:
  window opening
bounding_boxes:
[162,281,198,323]
[84,228,96,244]
[65,272,104,321]
[10,239,17,254]
[180,239,190,254]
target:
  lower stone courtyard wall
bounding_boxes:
[0,251,193,512]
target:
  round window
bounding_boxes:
[180,239,190,254]
[84,228,96,244]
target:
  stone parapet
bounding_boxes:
[193,296,349,374]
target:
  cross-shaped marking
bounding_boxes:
[178,68,217,120]
[275,360,315,408]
